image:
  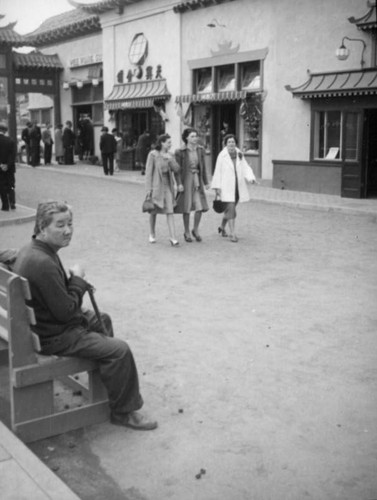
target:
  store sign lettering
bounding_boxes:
[70,54,103,68]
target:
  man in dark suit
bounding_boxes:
[0,122,16,211]
[100,126,117,175]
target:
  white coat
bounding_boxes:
[211,147,256,202]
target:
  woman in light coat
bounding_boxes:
[145,134,181,246]
[211,134,257,242]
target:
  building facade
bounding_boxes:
[2,0,376,197]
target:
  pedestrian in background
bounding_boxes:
[112,128,122,172]
[0,122,16,211]
[145,134,180,246]
[42,123,54,165]
[211,134,257,242]
[62,121,76,165]
[174,128,209,243]
[100,127,117,176]
[21,122,31,164]
[54,124,64,164]
[136,130,151,175]
[30,121,42,167]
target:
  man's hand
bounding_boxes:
[0,164,8,172]
[177,184,184,193]
[69,264,86,279]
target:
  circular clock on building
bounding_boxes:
[128,33,148,66]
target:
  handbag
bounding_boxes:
[213,194,226,214]
[142,197,155,213]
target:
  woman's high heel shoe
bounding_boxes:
[183,233,193,243]
[169,239,179,247]
[149,235,156,243]
[218,227,228,237]
[192,229,202,242]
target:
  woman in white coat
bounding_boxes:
[211,134,257,242]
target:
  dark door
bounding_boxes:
[211,103,237,172]
[341,111,364,198]
[365,109,377,198]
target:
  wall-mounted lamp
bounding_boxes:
[76,80,83,89]
[92,78,99,87]
[62,81,69,90]
[207,18,226,28]
[335,36,366,69]
[62,80,84,90]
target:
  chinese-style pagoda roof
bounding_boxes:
[285,68,377,99]
[0,21,27,47]
[173,0,236,14]
[349,0,377,32]
[68,0,143,14]
[25,8,101,46]
[13,50,63,71]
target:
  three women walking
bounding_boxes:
[144,130,257,245]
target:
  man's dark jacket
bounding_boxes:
[14,239,88,339]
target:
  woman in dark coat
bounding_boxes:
[62,121,76,165]
[174,128,209,242]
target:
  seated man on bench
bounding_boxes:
[13,200,157,431]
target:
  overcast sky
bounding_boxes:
[0,0,76,34]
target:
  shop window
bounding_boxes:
[194,105,211,152]
[196,68,212,93]
[313,110,360,161]
[241,61,260,90]
[41,108,52,125]
[313,110,341,159]
[240,94,262,153]
[217,65,235,92]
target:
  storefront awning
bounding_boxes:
[105,79,171,110]
[285,69,377,99]
[175,90,248,104]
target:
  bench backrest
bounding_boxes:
[0,267,41,369]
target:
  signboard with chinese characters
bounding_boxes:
[69,54,103,68]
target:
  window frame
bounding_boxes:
[311,107,362,163]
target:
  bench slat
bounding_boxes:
[14,401,109,443]
[12,356,101,388]
[0,292,7,310]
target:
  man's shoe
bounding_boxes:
[110,411,158,431]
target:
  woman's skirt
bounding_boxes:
[182,170,208,213]
[152,173,174,214]
[223,177,240,220]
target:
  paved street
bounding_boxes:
[1,166,377,500]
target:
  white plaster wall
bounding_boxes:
[178,0,370,178]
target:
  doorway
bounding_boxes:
[365,109,377,198]
[211,102,237,172]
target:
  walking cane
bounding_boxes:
[86,283,109,336]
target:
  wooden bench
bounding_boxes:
[0,266,109,443]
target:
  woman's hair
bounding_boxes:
[181,128,198,144]
[223,134,237,146]
[155,134,171,151]
[33,201,72,236]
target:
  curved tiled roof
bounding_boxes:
[68,0,143,14]
[349,1,377,32]
[13,50,63,70]
[25,9,101,46]
[0,21,26,47]
[285,69,377,99]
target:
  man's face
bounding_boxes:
[41,211,73,250]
